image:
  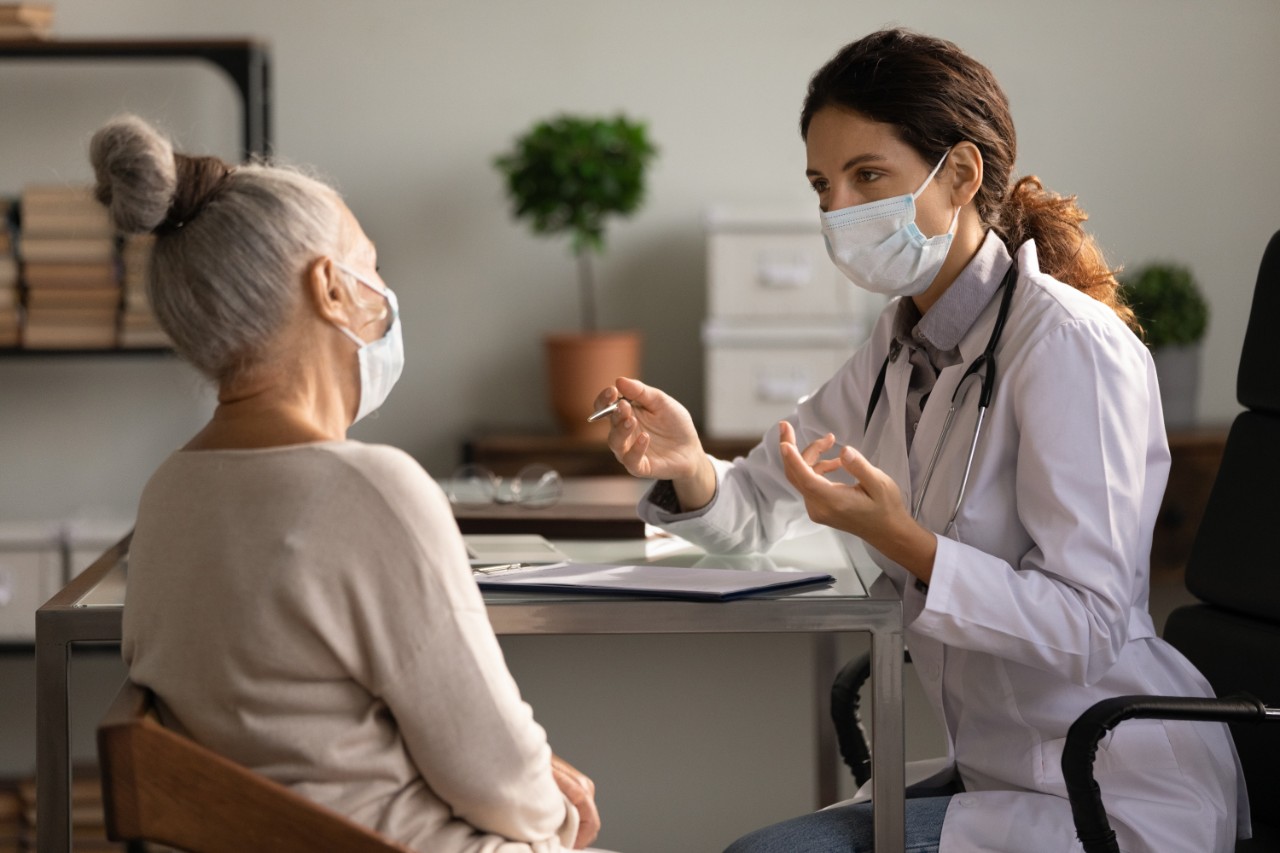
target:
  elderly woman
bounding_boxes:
[93,115,601,853]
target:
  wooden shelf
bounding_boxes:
[1152,425,1231,575]
[0,37,275,361]
[0,38,272,160]
[463,432,758,478]
[465,427,1230,573]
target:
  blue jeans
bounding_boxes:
[722,795,951,853]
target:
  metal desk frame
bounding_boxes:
[37,536,905,852]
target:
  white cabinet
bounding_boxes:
[702,206,878,438]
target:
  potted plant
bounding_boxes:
[494,113,657,437]
[1123,262,1210,429]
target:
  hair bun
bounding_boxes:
[90,114,178,235]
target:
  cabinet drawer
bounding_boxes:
[0,546,62,641]
[707,232,852,319]
[704,341,853,439]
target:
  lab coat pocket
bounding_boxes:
[1037,720,1179,789]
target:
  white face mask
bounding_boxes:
[332,262,404,424]
[820,150,959,298]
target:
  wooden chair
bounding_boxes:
[97,679,412,853]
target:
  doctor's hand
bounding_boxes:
[778,421,938,584]
[551,753,600,849]
[595,377,716,511]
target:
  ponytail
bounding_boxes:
[994,176,1138,332]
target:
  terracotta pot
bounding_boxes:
[545,330,642,438]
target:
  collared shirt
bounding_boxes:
[892,230,1011,446]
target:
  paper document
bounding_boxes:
[464,534,570,566]
[474,561,834,601]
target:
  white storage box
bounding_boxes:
[704,206,885,323]
[0,523,64,642]
[702,320,860,439]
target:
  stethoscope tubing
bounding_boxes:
[869,259,1019,533]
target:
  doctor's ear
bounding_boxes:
[946,141,984,209]
[304,256,357,327]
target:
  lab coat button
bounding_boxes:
[957,795,976,807]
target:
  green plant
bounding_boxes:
[1123,262,1209,348]
[494,114,657,333]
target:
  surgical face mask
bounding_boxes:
[332,262,404,424]
[820,150,960,298]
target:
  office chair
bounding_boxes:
[1062,229,1280,853]
[97,679,411,853]
[831,649,909,789]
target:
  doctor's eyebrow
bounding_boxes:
[805,153,889,178]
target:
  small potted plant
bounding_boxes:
[1123,262,1210,429]
[494,113,657,436]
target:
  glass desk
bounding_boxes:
[37,531,905,852]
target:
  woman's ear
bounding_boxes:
[948,141,984,209]
[304,256,356,328]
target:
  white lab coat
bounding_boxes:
[641,238,1248,852]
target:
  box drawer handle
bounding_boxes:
[757,252,812,289]
[756,371,813,404]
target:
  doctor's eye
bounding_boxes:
[856,169,883,184]
[808,178,828,194]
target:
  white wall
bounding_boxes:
[3,2,1278,849]
[2,0,1278,523]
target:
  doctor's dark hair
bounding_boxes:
[90,114,346,380]
[801,29,1137,331]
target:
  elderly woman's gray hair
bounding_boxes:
[90,114,344,380]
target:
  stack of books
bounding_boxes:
[16,767,123,851]
[0,3,53,40]
[0,199,17,348]
[120,234,170,348]
[19,185,121,350]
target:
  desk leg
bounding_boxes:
[813,633,840,807]
[870,625,905,853]
[36,632,71,853]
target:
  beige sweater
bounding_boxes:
[123,441,577,852]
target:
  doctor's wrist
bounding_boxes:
[870,516,937,585]
[672,455,717,512]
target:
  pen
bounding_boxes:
[587,398,627,423]
[472,563,528,576]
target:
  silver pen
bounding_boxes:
[587,398,628,423]
[472,563,527,576]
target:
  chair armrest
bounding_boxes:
[830,649,913,787]
[1062,693,1274,853]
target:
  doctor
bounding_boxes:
[596,28,1247,853]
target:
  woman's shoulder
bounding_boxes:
[318,440,427,478]
[1012,243,1141,349]
[315,441,450,510]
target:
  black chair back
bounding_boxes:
[1163,229,1280,839]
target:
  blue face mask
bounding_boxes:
[332,262,404,424]
[820,149,959,298]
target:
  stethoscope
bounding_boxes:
[863,260,1018,534]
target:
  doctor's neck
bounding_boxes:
[911,213,987,314]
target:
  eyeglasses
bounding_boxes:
[445,463,563,509]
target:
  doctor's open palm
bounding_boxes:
[596,377,707,482]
